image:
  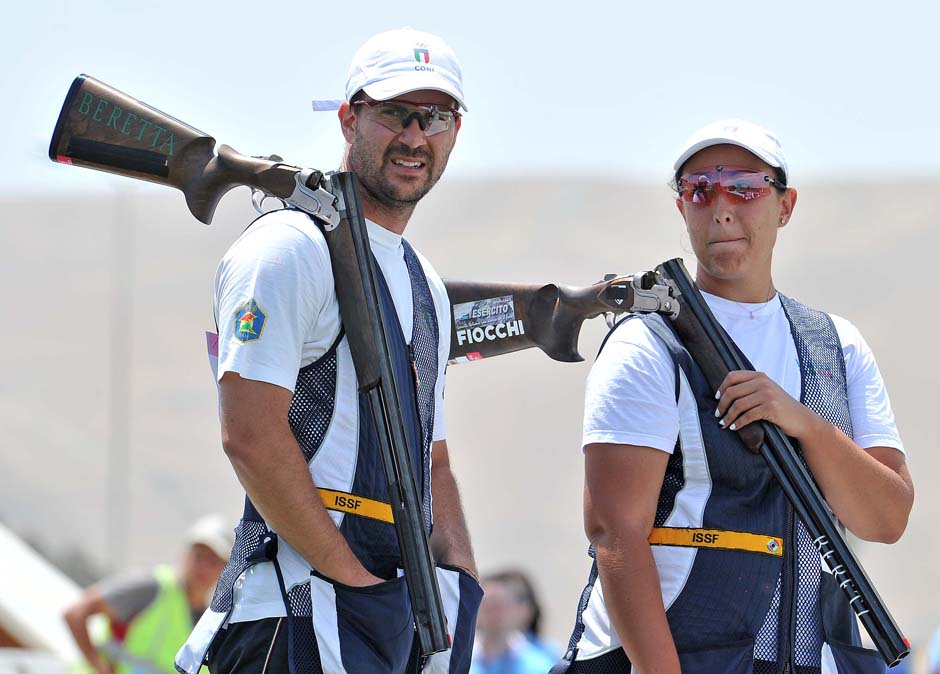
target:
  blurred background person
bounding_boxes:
[926,624,940,674]
[471,570,556,674]
[493,569,558,661]
[63,514,232,674]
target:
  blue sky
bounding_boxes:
[7,0,939,195]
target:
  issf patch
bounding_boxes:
[233,299,267,343]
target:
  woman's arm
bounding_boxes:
[584,442,681,674]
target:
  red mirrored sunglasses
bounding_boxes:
[675,165,787,207]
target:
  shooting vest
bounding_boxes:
[176,240,440,674]
[555,295,886,674]
[82,565,192,674]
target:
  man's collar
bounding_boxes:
[365,219,403,251]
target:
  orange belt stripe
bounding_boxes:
[318,488,394,524]
[648,527,783,557]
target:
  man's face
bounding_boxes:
[182,543,226,595]
[676,144,796,287]
[340,90,460,209]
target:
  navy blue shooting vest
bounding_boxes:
[206,240,439,674]
[555,294,886,674]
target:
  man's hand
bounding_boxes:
[63,590,117,674]
[336,567,384,587]
[715,370,817,439]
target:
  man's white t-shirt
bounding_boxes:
[214,208,450,441]
[583,291,904,455]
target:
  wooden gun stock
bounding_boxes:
[444,272,673,364]
[49,75,308,224]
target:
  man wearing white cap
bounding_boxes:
[65,515,232,674]
[175,28,480,674]
[554,120,913,674]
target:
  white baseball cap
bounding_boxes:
[186,514,234,560]
[312,27,466,112]
[674,118,789,184]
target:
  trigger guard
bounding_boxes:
[251,188,286,215]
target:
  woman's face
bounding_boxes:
[676,144,796,292]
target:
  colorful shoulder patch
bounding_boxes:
[233,299,267,343]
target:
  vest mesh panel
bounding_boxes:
[754,661,778,674]
[753,574,782,663]
[793,522,825,667]
[210,520,270,613]
[787,298,854,437]
[569,648,632,673]
[565,549,600,652]
[752,295,854,669]
[287,581,323,674]
[655,446,686,526]
[402,241,438,530]
[289,348,340,462]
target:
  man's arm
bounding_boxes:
[219,372,382,586]
[64,573,166,674]
[63,590,116,674]
[584,442,681,674]
[715,371,914,542]
[427,439,477,579]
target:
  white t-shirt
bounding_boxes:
[214,208,450,441]
[583,291,904,455]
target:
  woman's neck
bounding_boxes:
[695,268,776,303]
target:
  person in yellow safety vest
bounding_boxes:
[64,515,233,674]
